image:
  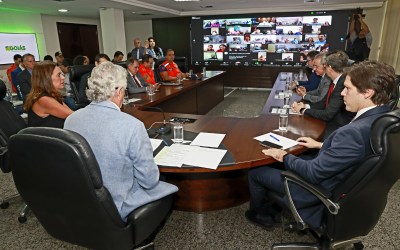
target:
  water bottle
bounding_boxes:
[202,67,206,77]
[6,87,13,103]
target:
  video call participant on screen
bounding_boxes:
[24,62,73,128]
[296,53,332,104]
[247,60,395,230]
[292,51,356,139]
[126,58,148,94]
[138,54,156,85]
[64,62,178,222]
[159,49,188,82]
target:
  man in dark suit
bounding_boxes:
[247,61,396,230]
[126,58,148,94]
[16,53,35,102]
[131,38,147,60]
[292,51,355,138]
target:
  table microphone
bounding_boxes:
[138,106,171,135]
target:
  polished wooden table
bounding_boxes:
[123,72,325,212]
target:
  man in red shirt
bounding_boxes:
[6,54,22,92]
[138,54,156,84]
[159,49,188,82]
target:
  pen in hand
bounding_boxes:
[269,134,280,142]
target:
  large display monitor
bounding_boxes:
[191,10,351,67]
[0,33,40,65]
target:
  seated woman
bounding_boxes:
[24,62,73,128]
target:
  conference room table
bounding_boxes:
[123,71,325,212]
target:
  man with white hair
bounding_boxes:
[64,62,178,222]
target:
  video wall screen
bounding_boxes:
[191,10,351,67]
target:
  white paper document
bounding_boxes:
[190,132,226,148]
[254,132,298,150]
[154,143,227,169]
[154,144,191,167]
[128,98,141,103]
[149,138,163,151]
[270,107,299,115]
[182,146,227,170]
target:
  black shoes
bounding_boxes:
[245,210,280,230]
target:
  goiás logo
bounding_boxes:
[5,45,26,52]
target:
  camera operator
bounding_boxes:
[347,14,372,62]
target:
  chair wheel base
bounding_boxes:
[0,201,10,209]
[18,216,27,223]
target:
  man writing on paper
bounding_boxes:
[246,61,395,230]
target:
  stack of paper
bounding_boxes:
[154,132,227,169]
[154,144,227,170]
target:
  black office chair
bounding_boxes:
[0,80,30,222]
[9,127,174,249]
[68,64,95,109]
[388,75,399,110]
[271,109,400,250]
[154,57,165,82]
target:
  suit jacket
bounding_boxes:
[16,69,31,100]
[127,72,148,94]
[298,71,321,91]
[304,74,355,136]
[284,105,390,228]
[131,47,146,60]
[64,101,178,221]
[303,74,331,104]
[11,67,23,100]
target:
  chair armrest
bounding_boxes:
[281,170,340,228]
[281,171,331,198]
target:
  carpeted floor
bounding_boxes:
[1,88,399,249]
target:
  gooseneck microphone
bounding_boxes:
[138,106,171,135]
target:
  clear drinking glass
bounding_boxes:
[146,85,155,95]
[279,111,289,132]
[172,122,184,143]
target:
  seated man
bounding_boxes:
[126,58,148,94]
[64,62,178,222]
[292,51,356,138]
[296,53,332,104]
[138,54,156,85]
[159,49,188,82]
[78,53,110,104]
[291,50,320,91]
[247,60,395,229]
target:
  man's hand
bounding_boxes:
[296,86,307,97]
[262,148,287,162]
[291,101,305,113]
[144,40,149,49]
[290,81,297,89]
[296,137,323,149]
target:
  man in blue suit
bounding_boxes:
[64,62,178,222]
[247,61,396,229]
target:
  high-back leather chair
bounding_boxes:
[271,109,400,250]
[68,64,95,108]
[388,75,399,110]
[0,79,27,210]
[9,127,173,249]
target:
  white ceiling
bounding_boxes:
[0,0,384,21]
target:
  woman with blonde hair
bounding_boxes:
[24,62,73,128]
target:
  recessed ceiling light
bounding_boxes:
[58,9,68,13]
[173,0,201,2]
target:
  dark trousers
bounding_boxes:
[248,165,285,217]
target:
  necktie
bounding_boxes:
[325,82,335,108]
[133,75,142,87]
[137,49,140,59]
